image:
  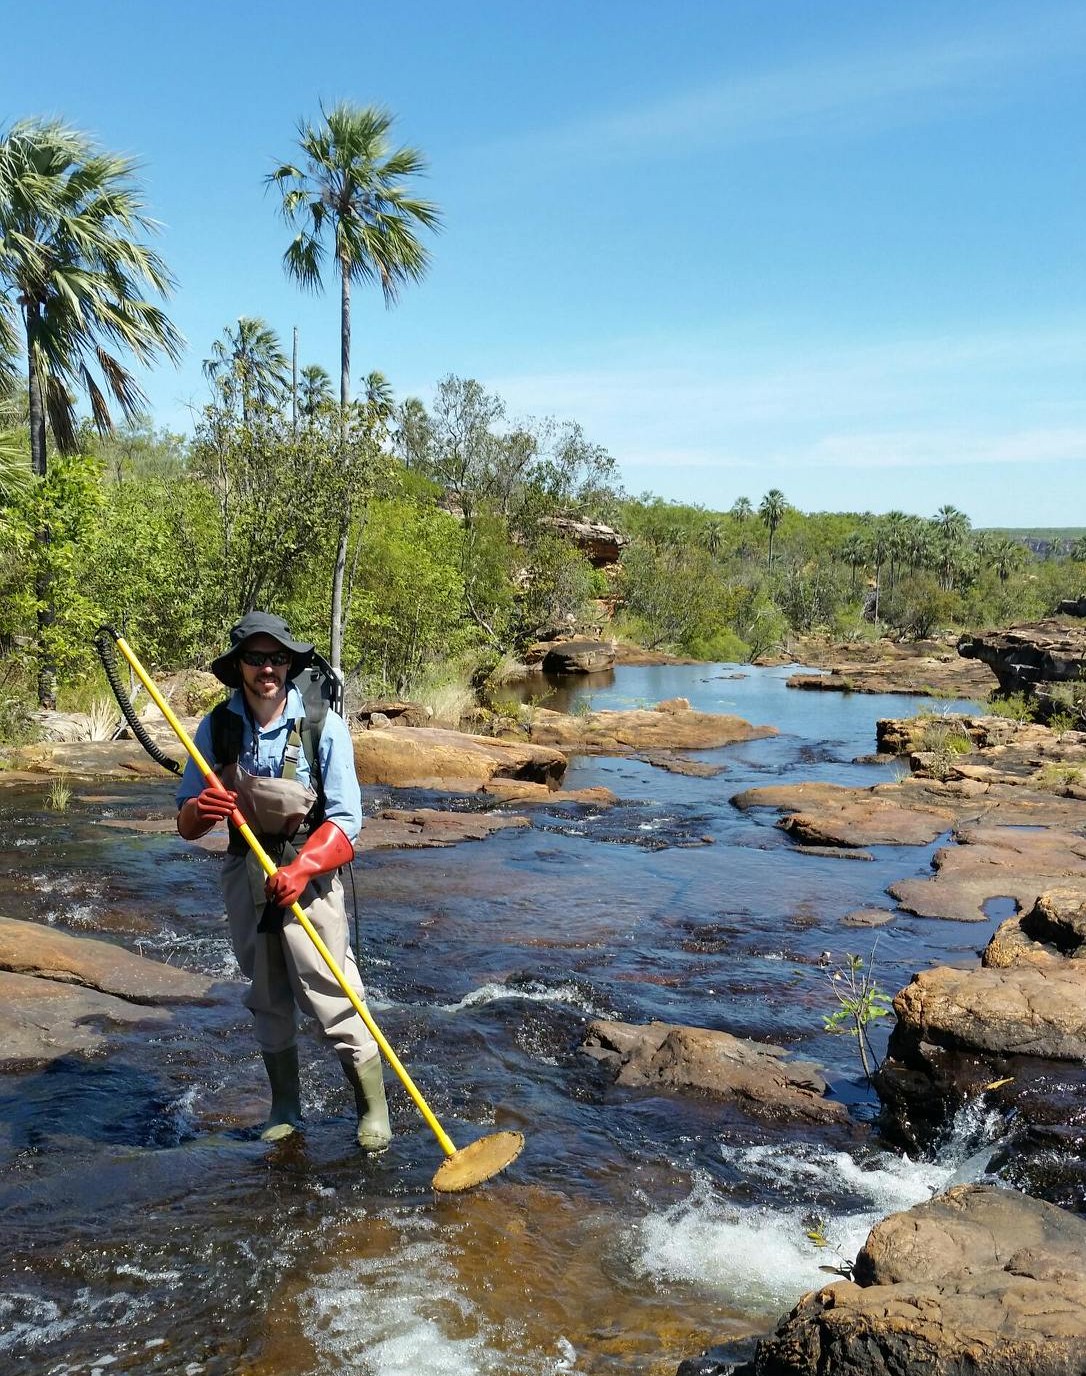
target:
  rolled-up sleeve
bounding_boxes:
[176,714,217,810]
[317,712,363,840]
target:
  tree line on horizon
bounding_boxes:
[1,110,1082,730]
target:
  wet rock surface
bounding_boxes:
[581,1018,849,1125]
[889,824,1086,922]
[741,1185,1086,1376]
[0,915,221,1069]
[731,781,954,847]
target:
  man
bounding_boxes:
[176,610,390,1151]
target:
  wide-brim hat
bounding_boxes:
[210,611,315,688]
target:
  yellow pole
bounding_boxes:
[112,633,458,1159]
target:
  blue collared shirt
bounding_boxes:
[176,685,363,840]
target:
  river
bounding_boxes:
[0,663,1006,1376]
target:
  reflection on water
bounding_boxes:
[0,663,1006,1374]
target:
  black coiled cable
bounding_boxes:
[93,626,183,777]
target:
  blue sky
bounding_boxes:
[5,0,1085,526]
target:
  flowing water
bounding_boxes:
[0,664,1011,1376]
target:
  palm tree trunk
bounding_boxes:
[339,264,351,411]
[329,259,352,672]
[26,315,57,708]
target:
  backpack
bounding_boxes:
[210,650,344,830]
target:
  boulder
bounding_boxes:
[878,888,1086,1181]
[540,640,616,674]
[748,1185,1086,1376]
[543,514,628,566]
[352,724,567,792]
[581,1019,848,1125]
[354,699,431,728]
[890,961,1086,1062]
[958,619,1086,694]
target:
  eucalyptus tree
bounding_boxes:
[268,101,441,670]
[758,489,788,574]
[203,317,289,424]
[0,117,182,704]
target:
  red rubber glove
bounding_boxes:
[265,820,354,908]
[193,785,238,825]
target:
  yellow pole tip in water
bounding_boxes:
[431,1131,525,1193]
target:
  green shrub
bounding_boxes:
[987,692,1035,722]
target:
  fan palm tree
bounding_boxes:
[203,316,289,423]
[701,517,724,558]
[933,504,971,591]
[361,367,395,424]
[758,489,788,574]
[0,118,182,477]
[268,102,441,669]
[0,117,182,704]
[840,531,867,597]
[298,363,333,421]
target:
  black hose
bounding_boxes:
[93,626,183,777]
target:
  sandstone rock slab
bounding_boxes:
[0,914,215,1006]
[0,969,172,1068]
[748,1185,1086,1376]
[581,1018,848,1125]
[352,725,567,792]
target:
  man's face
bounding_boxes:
[237,634,291,705]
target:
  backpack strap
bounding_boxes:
[209,701,243,769]
[210,696,329,831]
[298,700,328,826]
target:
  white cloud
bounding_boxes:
[480,12,1086,165]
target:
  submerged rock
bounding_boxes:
[746,1185,1086,1376]
[581,1018,848,1125]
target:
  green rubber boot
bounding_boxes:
[342,1054,392,1153]
[260,1046,303,1142]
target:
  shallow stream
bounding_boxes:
[0,664,1009,1375]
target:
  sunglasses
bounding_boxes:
[239,650,292,667]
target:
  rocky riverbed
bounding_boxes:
[6,632,1086,1376]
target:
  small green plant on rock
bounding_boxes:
[47,776,73,812]
[987,691,1034,722]
[1034,762,1086,793]
[822,949,894,1082]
